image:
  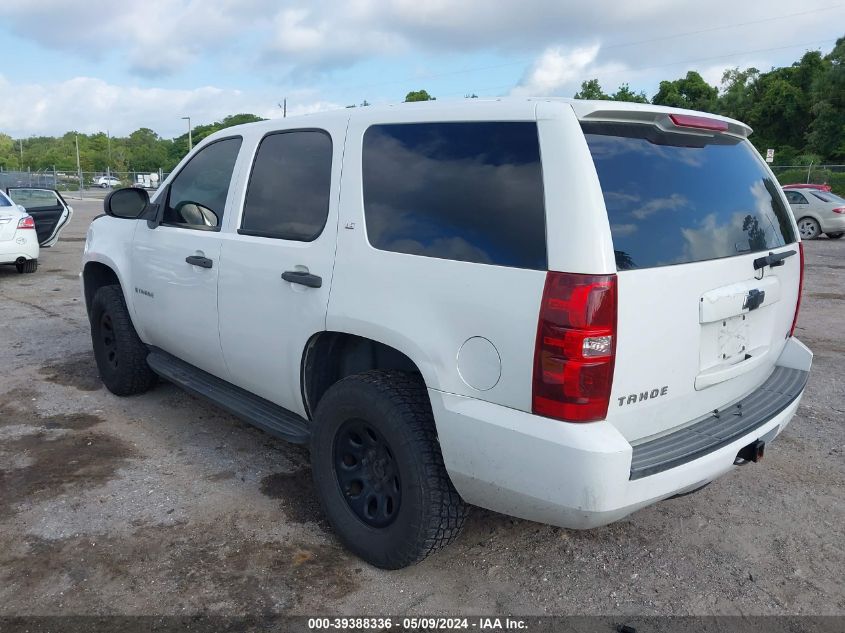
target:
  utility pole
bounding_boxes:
[75,134,83,196]
[19,139,23,169]
[107,130,112,183]
[284,98,287,118]
[181,116,192,152]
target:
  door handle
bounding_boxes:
[185,255,213,269]
[282,270,322,288]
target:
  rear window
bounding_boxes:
[811,191,845,203]
[362,122,546,269]
[583,122,796,271]
[0,193,11,207]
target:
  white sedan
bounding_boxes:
[784,188,845,240]
[0,190,39,273]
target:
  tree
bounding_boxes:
[806,37,845,160]
[717,67,759,121]
[573,79,608,100]
[404,89,435,102]
[652,71,718,112]
[611,83,648,103]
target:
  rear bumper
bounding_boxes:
[431,338,812,529]
[820,215,845,233]
[0,237,39,264]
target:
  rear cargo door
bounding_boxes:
[6,187,73,247]
[581,119,801,443]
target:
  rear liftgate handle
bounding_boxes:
[282,270,322,288]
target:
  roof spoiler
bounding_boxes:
[572,104,752,139]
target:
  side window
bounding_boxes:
[240,130,333,241]
[163,137,242,230]
[362,122,547,270]
[786,191,808,204]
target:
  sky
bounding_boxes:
[0,0,843,139]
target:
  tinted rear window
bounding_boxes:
[362,122,546,269]
[811,191,845,203]
[583,123,796,271]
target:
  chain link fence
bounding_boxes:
[769,164,845,195]
[0,169,170,196]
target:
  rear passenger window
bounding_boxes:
[240,130,333,241]
[362,122,546,269]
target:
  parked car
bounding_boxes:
[82,100,811,568]
[0,189,39,273]
[5,187,73,248]
[782,183,832,192]
[95,176,121,188]
[783,188,845,239]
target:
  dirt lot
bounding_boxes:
[0,197,843,617]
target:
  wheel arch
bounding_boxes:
[82,258,134,322]
[300,331,428,419]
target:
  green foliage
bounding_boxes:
[404,89,435,102]
[652,71,718,112]
[611,84,649,103]
[0,113,266,173]
[573,79,608,100]
[574,79,647,103]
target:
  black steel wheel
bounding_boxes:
[90,284,157,396]
[334,419,401,528]
[311,370,467,569]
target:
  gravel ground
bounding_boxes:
[0,197,842,617]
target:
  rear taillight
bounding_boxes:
[832,207,845,214]
[17,216,35,229]
[532,272,617,423]
[668,113,729,132]
[789,242,804,338]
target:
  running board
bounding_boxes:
[146,348,310,444]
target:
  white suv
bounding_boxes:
[82,99,812,568]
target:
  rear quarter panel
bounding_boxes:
[327,102,552,411]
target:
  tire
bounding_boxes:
[826,232,844,239]
[797,216,821,240]
[90,284,157,396]
[15,259,37,274]
[310,370,467,569]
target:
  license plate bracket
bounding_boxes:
[717,314,749,363]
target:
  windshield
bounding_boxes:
[583,122,796,271]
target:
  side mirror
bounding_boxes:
[174,201,219,228]
[105,187,149,219]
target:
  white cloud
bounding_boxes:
[0,75,341,137]
[1,0,840,78]
[632,194,688,220]
[511,44,627,96]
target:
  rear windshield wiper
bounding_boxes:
[753,249,796,271]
